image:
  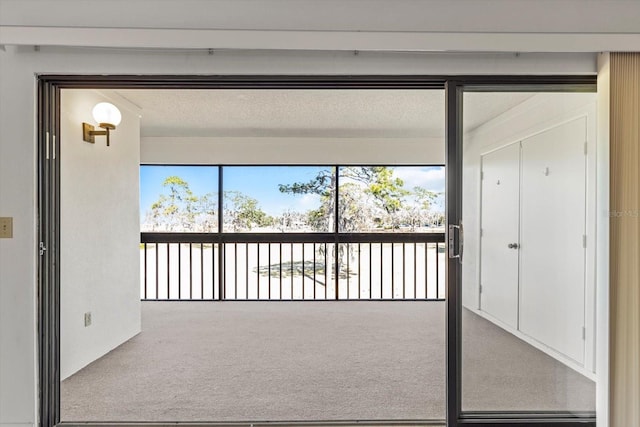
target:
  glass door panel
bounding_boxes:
[459,90,597,417]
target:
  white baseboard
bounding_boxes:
[465,306,597,382]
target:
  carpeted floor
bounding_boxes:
[61,302,594,422]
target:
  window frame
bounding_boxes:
[37,75,597,427]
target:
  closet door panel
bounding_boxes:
[479,143,521,328]
[519,117,587,364]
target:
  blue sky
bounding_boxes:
[140,166,219,217]
[140,165,445,220]
[224,166,329,215]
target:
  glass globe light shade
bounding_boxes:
[92,102,122,127]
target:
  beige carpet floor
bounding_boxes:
[61,301,594,422]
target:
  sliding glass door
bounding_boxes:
[38,75,599,427]
[447,82,598,426]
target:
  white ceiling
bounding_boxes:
[116,89,534,139]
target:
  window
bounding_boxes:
[140,165,218,232]
[140,165,444,234]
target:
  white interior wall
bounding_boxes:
[0,44,601,427]
[461,92,598,376]
[59,90,141,380]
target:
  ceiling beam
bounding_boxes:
[3,27,640,52]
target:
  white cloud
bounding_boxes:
[394,166,445,192]
[297,193,321,210]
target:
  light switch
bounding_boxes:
[0,217,13,238]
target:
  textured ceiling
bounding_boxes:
[116,89,533,138]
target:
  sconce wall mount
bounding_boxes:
[82,102,122,146]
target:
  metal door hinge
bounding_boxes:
[479,284,483,294]
[583,235,587,248]
[582,326,586,340]
[584,142,588,155]
[480,171,484,180]
[39,242,47,256]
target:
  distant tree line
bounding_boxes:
[143,168,444,233]
[279,166,444,232]
[143,176,274,232]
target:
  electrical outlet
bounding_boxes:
[0,217,13,238]
[84,312,92,327]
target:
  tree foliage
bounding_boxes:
[143,175,275,232]
[144,168,444,235]
[144,176,217,232]
[361,166,410,214]
[279,166,416,232]
[223,191,273,231]
[279,169,336,231]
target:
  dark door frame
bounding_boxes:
[37,74,597,427]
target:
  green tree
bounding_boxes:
[278,166,409,232]
[145,176,195,231]
[223,191,272,231]
[279,167,410,287]
[144,176,217,232]
[144,176,273,232]
[400,187,439,230]
[364,167,410,216]
[413,187,438,209]
[279,168,336,231]
[336,182,376,232]
[195,192,218,231]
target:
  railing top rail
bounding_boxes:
[141,232,446,244]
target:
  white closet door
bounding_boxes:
[519,117,587,364]
[479,143,521,328]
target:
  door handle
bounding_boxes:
[448,223,464,262]
[508,243,519,249]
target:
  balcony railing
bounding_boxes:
[140,232,446,301]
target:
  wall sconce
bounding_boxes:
[82,102,122,146]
